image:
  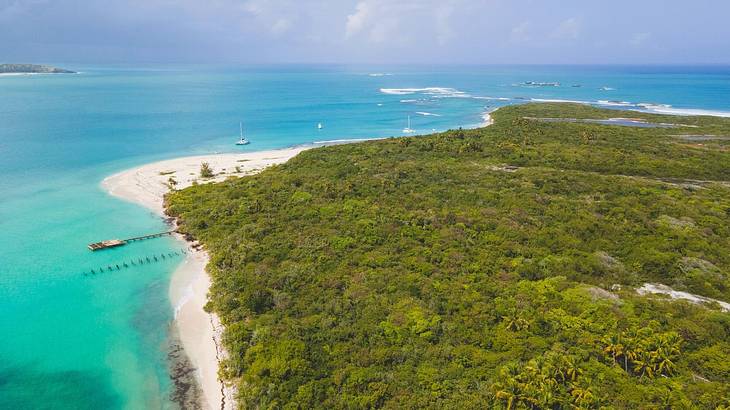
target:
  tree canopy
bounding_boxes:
[167,103,730,409]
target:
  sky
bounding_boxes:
[1,0,729,64]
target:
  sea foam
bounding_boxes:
[597,100,634,107]
[380,87,469,98]
[174,283,195,319]
[640,106,730,118]
[531,98,591,104]
[473,96,511,101]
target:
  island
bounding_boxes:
[165,103,730,408]
[0,63,76,74]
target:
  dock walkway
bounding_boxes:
[87,230,176,251]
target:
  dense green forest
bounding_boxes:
[167,104,730,409]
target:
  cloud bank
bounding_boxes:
[1,0,728,64]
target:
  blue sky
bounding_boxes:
[1,0,728,64]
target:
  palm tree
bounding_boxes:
[603,334,628,371]
[495,377,521,410]
[654,333,681,376]
[632,350,655,379]
[570,382,596,408]
[623,344,638,373]
[560,355,582,382]
[503,315,530,331]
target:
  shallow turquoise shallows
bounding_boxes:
[1,65,729,408]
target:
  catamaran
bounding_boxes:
[402,115,415,134]
[235,122,250,145]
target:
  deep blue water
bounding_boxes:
[1,64,729,408]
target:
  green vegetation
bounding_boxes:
[200,162,214,178]
[0,63,75,74]
[166,176,178,191]
[167,104,730,409]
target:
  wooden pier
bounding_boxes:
[87,230,176,251]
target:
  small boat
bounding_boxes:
[235,122,249,145]
[318,122,323,130]
[402,115,415,134]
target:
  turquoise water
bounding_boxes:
[1,65,729,408]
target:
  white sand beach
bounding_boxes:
[481,110,495,127]
[101,127,494,407]
[102,146,311,409]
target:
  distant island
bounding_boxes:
[0,64,75,74]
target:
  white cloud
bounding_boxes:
[271,18,292,35]
[552,17,581,40]
[344,0,467,45]
[630,32,651,47]
[345,1,372,38]
[510,21,530,43]
[434,3,456,45]
[0,0,48,22]
[7,0,722,64]
[240,0,300,36]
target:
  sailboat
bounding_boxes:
[235,122,250,145]
[317,122,323,130]
[402,115,415,134]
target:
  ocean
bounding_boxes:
[1,64,729,408]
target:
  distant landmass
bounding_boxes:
[0,64,76,74]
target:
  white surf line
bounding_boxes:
[480,110,496,127]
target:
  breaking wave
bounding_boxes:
[531,98,590,104]
[380,87,469,98]
[597,100,634,107]
[639,106,730,118]
[313,137,388,145]
[381,87,730,119]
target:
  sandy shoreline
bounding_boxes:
[100,123,496,407]
[102,146,311,409]
[481,110,495,127]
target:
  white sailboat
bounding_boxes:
[402,115,415,134]
[235,121,250,145]
[317,122,323,130]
